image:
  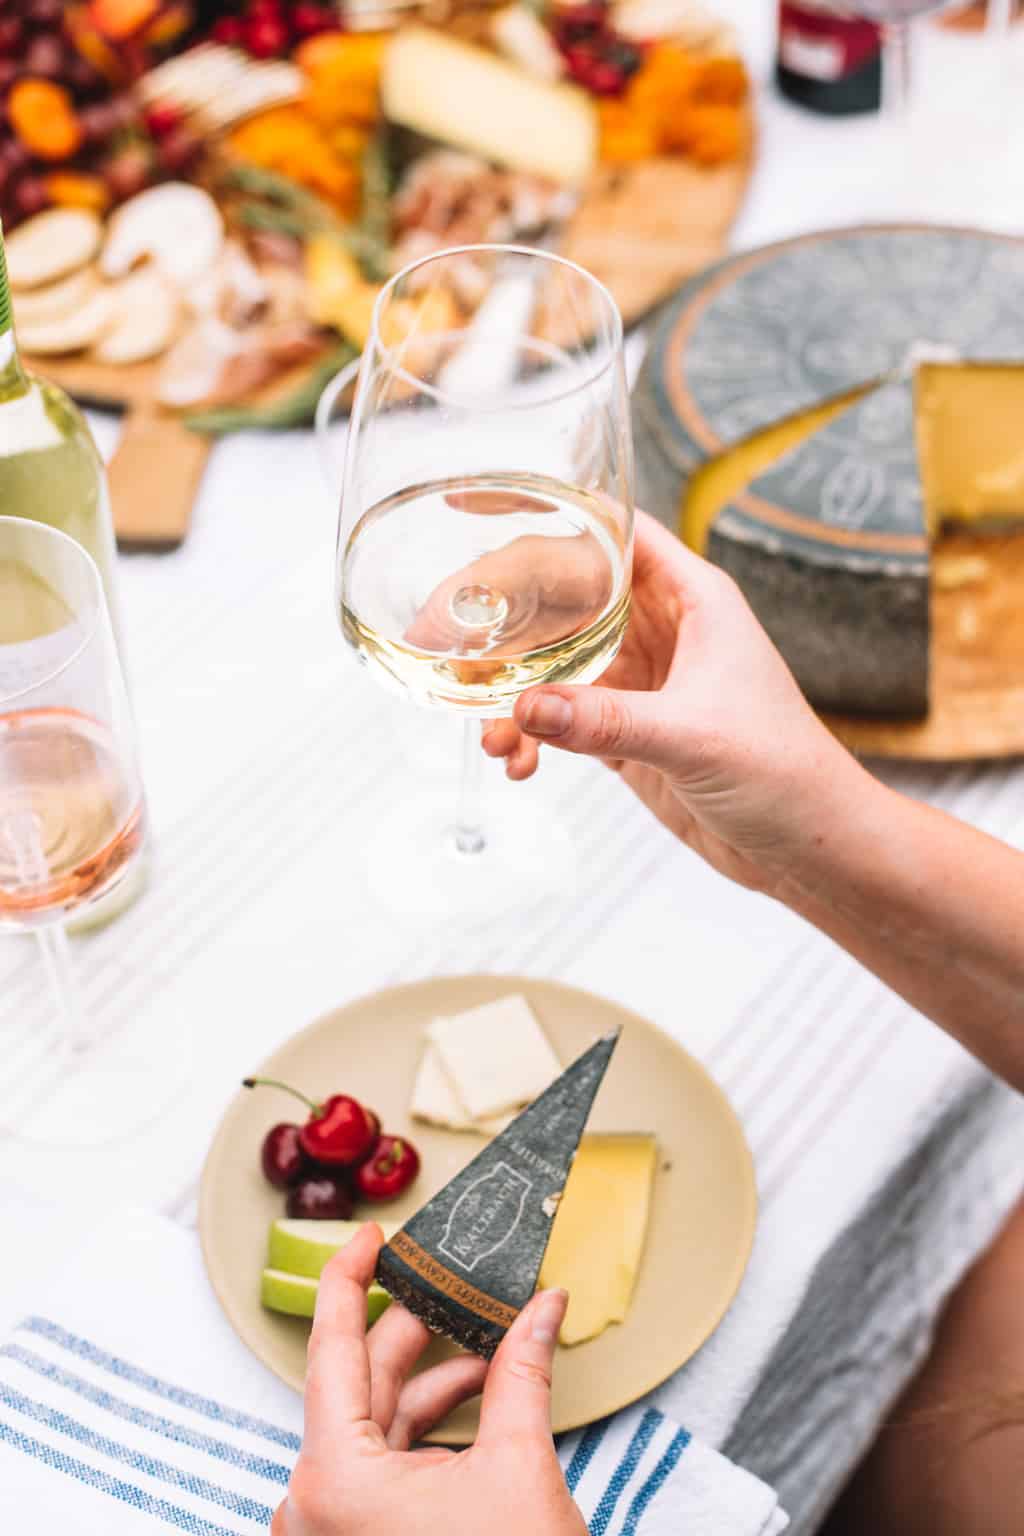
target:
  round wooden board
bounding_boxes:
[199,975,757,1443]
[824,530,1024,761]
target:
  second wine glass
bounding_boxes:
[327,245,634,921]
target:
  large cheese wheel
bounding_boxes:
[632,226,1024,718]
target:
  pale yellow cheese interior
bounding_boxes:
[539,1132,657,1347]
[382,26,597,187]
[915,364,1024,532]
[681,385,871,553]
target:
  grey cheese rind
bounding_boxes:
[708,524,930,717]
[706,379,931,717]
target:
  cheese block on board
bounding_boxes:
[382,27,597,186]
[538,1132,657,1347]
[633,227,1024,718]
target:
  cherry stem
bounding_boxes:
[242,1076,320,1115]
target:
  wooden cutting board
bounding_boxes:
[28,143,752,549]
[825,530,1024,762]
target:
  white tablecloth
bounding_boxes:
[2,11,1024,1534]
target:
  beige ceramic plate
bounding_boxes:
[199,975,757,1443]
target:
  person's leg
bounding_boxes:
[822,1196,1024,1536]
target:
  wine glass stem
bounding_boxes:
[36,923,86,1062]
[454,717,486,857]
[882,20,913,118]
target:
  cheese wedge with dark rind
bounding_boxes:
[376,1030,619,1359]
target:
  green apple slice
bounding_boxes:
[261,1268,392,1324]
[268,1218,400,1280]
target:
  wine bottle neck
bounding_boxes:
[0,230,29,403]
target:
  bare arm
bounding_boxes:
[773,754,1024,1085]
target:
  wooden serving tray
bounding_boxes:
[825,530,1024,762]
[29,140,752,549]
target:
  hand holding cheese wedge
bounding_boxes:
[272,1222,587,1536]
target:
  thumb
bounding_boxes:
[475,1289,567,1448]
[515,684,674,770]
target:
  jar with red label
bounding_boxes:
[775,2,882,115]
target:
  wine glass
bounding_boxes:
[320,245,634,922]
[0,517,185,1144]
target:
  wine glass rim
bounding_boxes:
[0,515,104,707]
[368,243,624,412]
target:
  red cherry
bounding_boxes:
[0,17,20,55]
[286,1176,355,1221]
[211,15,245,45]
[0,57,17,95]
[243,1077,377,1166]
[349,1109,381,1167]
[244,15,289,57]
[353,1134,421,1203]
[247,0,284,18]
[260,1123,311,1189]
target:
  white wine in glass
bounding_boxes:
[322,245,634,920]
[0,518,186,1145]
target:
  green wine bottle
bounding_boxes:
[0,233,123,642]
[0,224,148,926]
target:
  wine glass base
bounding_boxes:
[365,792,576,924]
[0,1010,193,1148]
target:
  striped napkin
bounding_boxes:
[0,1203,787,1535]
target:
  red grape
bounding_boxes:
[247,0,284,18]
[0,57,17,94]
[0,138,29,175]
[211,15,244,45]
[291,3,334,36]
[156,125,201,173]
[79,100,120,146]
[27,0,63,24]
[0,16,22,55]
[11,175,50,218]
[65,53,106,97]
[23,33,65,80]
[244,15,289,57]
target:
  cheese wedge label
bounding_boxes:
[376,1030,619,1358]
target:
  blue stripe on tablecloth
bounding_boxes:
[564,1416,608,1493]
[0,1381,275,1525]
[589,1409,661,1536]
[17,1318,300,1451]
[619,1428,690,1536]
[0,1417,239,1536]
[0,1343,290,1486]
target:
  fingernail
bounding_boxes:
[530,1289,568,1344]
[523,694,573,738]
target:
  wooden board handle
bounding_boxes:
[108,406,211,550]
